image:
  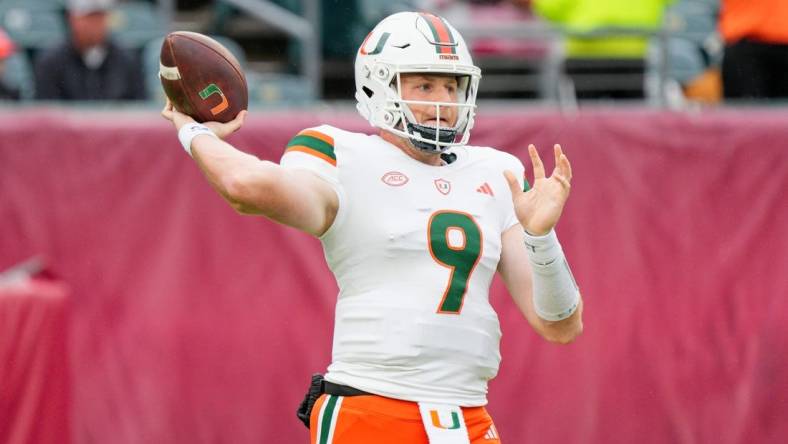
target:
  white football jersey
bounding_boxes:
[280,125,526,406]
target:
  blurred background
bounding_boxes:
[0,0,781,106]
[1,1,787,443]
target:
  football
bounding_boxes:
[159,31,248,123]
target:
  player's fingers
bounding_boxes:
[553,173,571,190]
[560,153,572,182]
[226,110,247,133]
[503,170,522,198]
[236,110,247,127]
[529,144,545,179]
[161,105,173,121]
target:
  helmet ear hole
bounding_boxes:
[362,86,374,98]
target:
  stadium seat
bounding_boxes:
[563,57,648,99]
[249,72,314,106]
[0,3,66,51]
[2,49,34,100]
[142,35,248,104]
[0,0,64,9]
[109,1,167,50]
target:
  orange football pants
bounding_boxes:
[309,393,502,444]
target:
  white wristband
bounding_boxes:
[524,229,580,321]
[523,229,563,266]
[178,123,217,157]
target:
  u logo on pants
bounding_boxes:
[309,394,502,444]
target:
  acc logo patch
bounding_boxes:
[381,171,409,186]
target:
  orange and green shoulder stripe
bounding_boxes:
[285,129,336,166]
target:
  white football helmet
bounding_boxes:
[355,11,481,153]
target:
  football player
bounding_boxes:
[163,11,583,444]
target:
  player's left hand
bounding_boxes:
[504,144,572,236]
[161,98,246,140]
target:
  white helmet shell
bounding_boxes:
[354,12,481,152]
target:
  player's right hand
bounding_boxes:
[161,98,247,140]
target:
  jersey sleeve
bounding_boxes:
[279,125,339,185]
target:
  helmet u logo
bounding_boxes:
[430,410,461,430]
[359,32,391,55]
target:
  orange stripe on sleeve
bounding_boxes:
[285,145,337,166]
[298,129,334,147]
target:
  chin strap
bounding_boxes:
[406,122,457,153]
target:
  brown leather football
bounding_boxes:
[159,31,248,123]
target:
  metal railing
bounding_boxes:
[461,12,725,109]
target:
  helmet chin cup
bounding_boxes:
[406,122,457,154]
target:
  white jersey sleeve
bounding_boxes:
[279,124,341,186]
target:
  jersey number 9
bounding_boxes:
[428,211,483,314]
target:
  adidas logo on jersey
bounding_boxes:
[484,424,499,440]
[476,182,494,196]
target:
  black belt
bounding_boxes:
[323,380,373,397]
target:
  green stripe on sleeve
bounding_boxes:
[286,135,336,161]
[523,178,531,192]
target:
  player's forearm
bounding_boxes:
[190,134,274,214]
[189,135,336,235]
[536,296,583,344]
[506,281,583,344]
[501,226,583,344]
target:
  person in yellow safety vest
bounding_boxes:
[532,0,673,59]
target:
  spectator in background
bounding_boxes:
[532,0,671,58]
[663,0,722,105]
[531,0,671,99]
[34,0,145,101]
[0,28,20,101]
[720,0,788,99]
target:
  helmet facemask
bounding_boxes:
[354,12,482,153]
[386,71,478,154]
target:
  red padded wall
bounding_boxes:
[1,108,786,443]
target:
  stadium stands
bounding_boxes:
[0,0,779,105]
[109,0,168,50]
[0,1,66,52]
[2,49,33,99]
